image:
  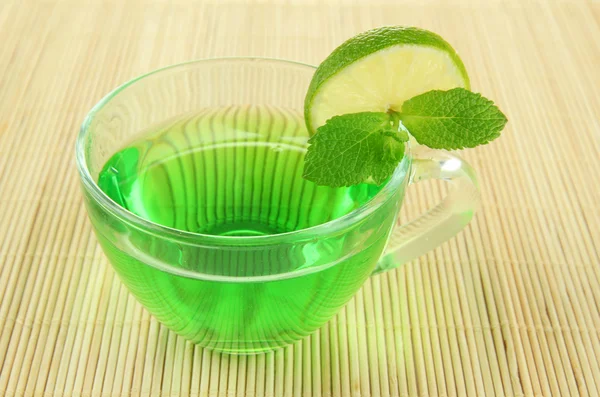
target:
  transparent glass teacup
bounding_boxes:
[76,58,479,354]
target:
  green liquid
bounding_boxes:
[98,106,381,239]
[92,106,399,352]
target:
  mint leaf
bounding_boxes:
[303,112,405,187]
[400,88,507,150]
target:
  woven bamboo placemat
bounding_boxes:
[1,0,599,395]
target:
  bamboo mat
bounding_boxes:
[1,0,600,395]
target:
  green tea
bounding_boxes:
[92,106,400,352]
[98,106,382,239]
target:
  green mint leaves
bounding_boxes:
[303,88,507,187]
[303,112,408,187]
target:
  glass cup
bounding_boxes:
[76,58,479,354]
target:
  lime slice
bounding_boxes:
[304,26,470,134]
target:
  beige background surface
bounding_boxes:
[1,0,600,396]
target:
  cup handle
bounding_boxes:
[372,146,480,275]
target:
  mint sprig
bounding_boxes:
[303,88,507,187]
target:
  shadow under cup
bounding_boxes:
[76,58,410,354]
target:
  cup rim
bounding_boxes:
[76,57,410,277]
